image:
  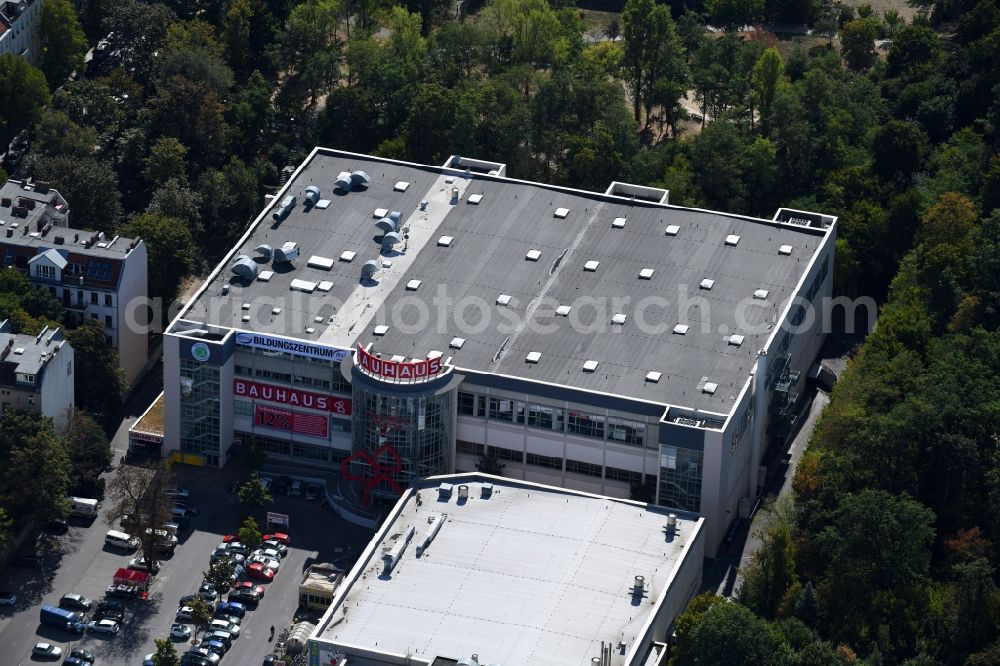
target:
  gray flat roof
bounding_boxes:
[313,474,704,666]
[180,149,828,414]
[0,323,67,383]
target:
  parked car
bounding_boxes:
[128,557,160,573]
[288,480,304,497]
[143,653,156,666]
[166,487,190,499]
[180,654,212,666]
[31,642,63,659]
[95,600,125,622]
[199,641,226,659]
[227,588,260,605]
[233,581,265,597]
[87,618,121,634]
[60,593,93,611]
[262,539,288,557]
[67,647,95,663]
[199,582,218,601]
[248,554,279,571]
[176,606,194,622]
[252,547,282,561]
[0,590,15,605]
[64,656,93,666]
[209,618,240,637]
[213,610,242,625]
[43,518,69,534]
[245,562,274,581]
[190,646,222,663]
[174,502,199,516]
[214,601,246,618]
[171,623,192,640]
[262,532,291,546]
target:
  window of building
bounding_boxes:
[526,452,562,470]
[36,264,55,279]
[87,260,114,281]
[456,440,484,456]
[457,392,476,416]
[486,445,522,463]
[526,404,563,431]
[605,467,642,484]
[607,417,645,446]
[330,417,351,433]
[27,395,35,407]
[106,335,113,345]
[90,292,98,304]
[234,400,252,416]
[566,459,602,477]
[488,397,524,423]
[658,446,703,513]
[105,315,113,328]
[104,294,112,306]
[566,411,605,439]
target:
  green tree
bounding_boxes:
[65,320,126,420]
[144,137,189,189]
[794,581,820,630]
[238,474,273,513]
[953,559,1000,656]
[148,179,203,231]
[675,602,783,666]
[31,109,98,159]
[0,414,71,524]
[0,54,50,148]
[737,521,796,619]
[189,596,213,639]
[151,638,179,666]
[204,557,236,594]
[39,0,87,89]
[63,410,113,494]
[238,515,262,550]
[707,0,765,32]
[621,0,656,123]
[30,155,123,230]
[872,120,928,182]
[752,48,784,133]
[840,19,879,71]
[119,212,196,303]
[222,0,254,78]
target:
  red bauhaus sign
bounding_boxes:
[254,405,330,439]
[355,344,443,382]
[234,378,352,415]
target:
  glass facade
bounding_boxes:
[350,385,454,501]
[658,445,703,512]
[179,358,221,465]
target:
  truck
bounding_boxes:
[39,604,85,633]
[68,496,98,517]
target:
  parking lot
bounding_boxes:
[0,463,375,665]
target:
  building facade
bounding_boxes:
[0,0,43,63]
[162,149,835,552]
[0,319,73,428]
[0,179,148,384]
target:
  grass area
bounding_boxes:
[579,9,620,38]
[135,393,165,435]
[842,0,920,21]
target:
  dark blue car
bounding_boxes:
[214,601,246,618]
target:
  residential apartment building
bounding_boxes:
[0,318,73,428]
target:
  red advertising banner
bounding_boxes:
[234,379,351,415]
[355,344,443,382]
[254,405,330,439]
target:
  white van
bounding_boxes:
[69,497,98,517]
[105,530,139,551]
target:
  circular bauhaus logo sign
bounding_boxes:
[191,342,211,362]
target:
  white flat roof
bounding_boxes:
[314,475,703,666]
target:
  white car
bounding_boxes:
[252,547,282,561]
[209,618,240,637]
[32,643,63,659]
[176,605,194,621]
[170,623,192,639]
[262,539,288,556]
[248,554,279,571]
[87,618,121,634]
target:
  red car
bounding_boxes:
[246,562,274,581]
[222,534,239,543]
[261,532,291,546]
[233,581,265,597]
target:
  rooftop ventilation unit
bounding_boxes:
[360,259,380,281]
[415,513,446,557]
[753,289,769,299]
[674,416,704,427]
[272,195,296,222]
[375,217,396,234]
[304,186,321,206]
[612,217,627,229]
[779,244,793,255]
[340,251,356,262]
[645,371,662,383]
[554,207,569,219]
[725,234,741,246]
[350,170,370,186]
[665,224,680,236]
[389,211,402,223]
[232,255,258,281]
[334,171,353,191]
[526,351,541,363]
[274,242,300,263]
[394,181,410,192]
[381,525,415,576]
[702,382,718,394]
[373,207,388,219]
[255,244,273,259]
[449,337,465,349]
[526,249,541,261]
[582,360,599,372]
[382,231,403,251]
[639,268,655,279]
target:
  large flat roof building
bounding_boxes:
[163,148,836,552]
[308,474,705,666]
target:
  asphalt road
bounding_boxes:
[0,460,375,666]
